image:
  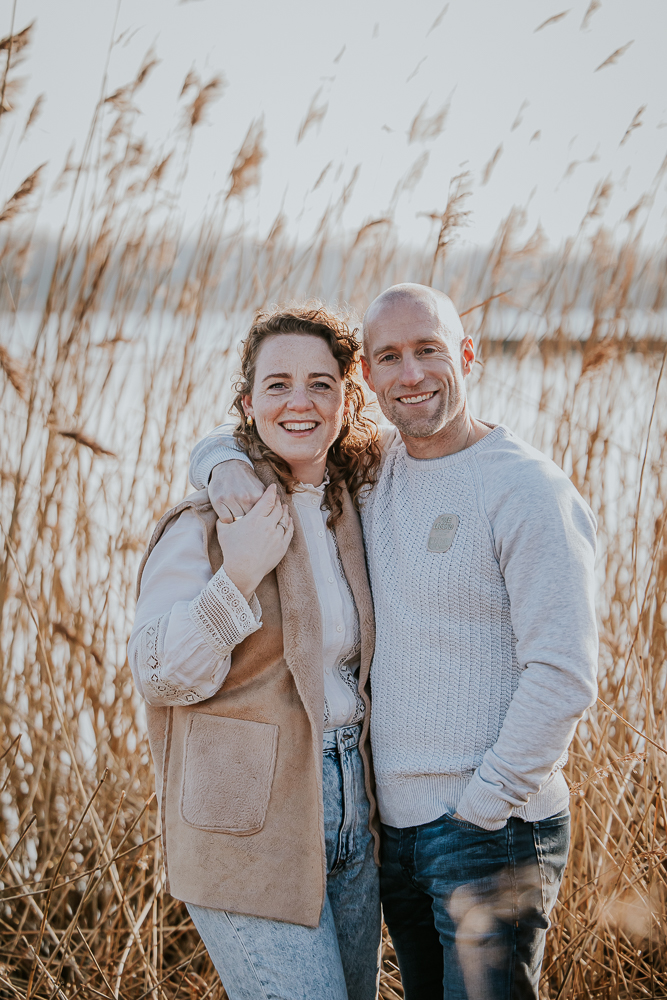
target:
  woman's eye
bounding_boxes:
[311,381,332,390]
[267,382,288,390]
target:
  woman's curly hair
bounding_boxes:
[231,304,381,527]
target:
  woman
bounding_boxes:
[128,306,383,1000]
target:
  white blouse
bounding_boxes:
[128,482,365,730]
[290,480,364,730]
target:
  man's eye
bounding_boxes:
[380,354,399,363]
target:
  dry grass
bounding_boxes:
[1,29,666,1000]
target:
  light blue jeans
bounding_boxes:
[187,723,381,1000]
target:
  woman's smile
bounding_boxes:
[280,420,320,434]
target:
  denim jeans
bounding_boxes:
[380,808,570,1000]
[187,723,381,1000]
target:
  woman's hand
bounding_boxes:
[216,484,294,600]
[210,461,265,522]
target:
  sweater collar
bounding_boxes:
[401,423,507,471]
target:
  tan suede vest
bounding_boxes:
[136,464,378,927]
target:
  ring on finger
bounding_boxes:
[277,519,288,533]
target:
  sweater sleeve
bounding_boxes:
[455,450,599,830]
[128,509,261,707]
[189,423,251,489]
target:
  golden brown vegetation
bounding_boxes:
[1,26,666,1000]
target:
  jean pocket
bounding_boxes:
[180,713,279,835]
[442,811,487,833]
[532,811,570,915]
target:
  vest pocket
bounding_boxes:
[180,713,279,835]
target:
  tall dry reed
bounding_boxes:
[1,27,666,1000]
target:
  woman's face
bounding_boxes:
[243,333,346,486]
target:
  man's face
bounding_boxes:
[360,298,474,439]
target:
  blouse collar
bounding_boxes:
[292,469,330,505]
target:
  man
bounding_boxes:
[188,284,598,999]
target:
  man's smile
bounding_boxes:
[396,391,437,405]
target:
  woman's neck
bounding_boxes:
[287,457,327,488]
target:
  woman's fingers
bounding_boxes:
[247,483,278,518]
[274,504,291,533]
[263,489,285,527]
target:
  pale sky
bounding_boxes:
[2,0,666,249]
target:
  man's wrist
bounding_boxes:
[192,445,252,490]
[207,462,223,485]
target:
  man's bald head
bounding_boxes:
[362,283,464,358]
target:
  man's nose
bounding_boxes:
[399,357,425,386]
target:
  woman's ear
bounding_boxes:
[241,394,254,418]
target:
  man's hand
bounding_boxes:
[216,484,293,599]
[209,461,265,523]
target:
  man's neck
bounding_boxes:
[400,412,492,460]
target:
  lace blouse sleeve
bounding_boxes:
[128,509,262,707]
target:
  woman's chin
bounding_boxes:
[266,440,330,479]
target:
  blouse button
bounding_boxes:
[318,530,324,537]
[311,498,318,505]
[336,625,343,633]
[328,577,334,584]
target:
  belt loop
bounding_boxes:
[324,722,361,753]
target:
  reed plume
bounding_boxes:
[0,29,666,1000]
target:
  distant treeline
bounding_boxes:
[2,233,665,327]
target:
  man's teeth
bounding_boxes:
[283,422,317,431]
[399,392,435,404]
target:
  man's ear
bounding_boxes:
[461,338,475,377]
[360,356,376,393]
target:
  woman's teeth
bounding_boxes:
[282,422,318,431]
[399,392,436,404]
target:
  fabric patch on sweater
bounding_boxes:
[427,513,460,553]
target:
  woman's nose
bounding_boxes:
[286,386,312,411]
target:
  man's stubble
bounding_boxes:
[377,385,458,441]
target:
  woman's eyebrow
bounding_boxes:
[261,370,337,382]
